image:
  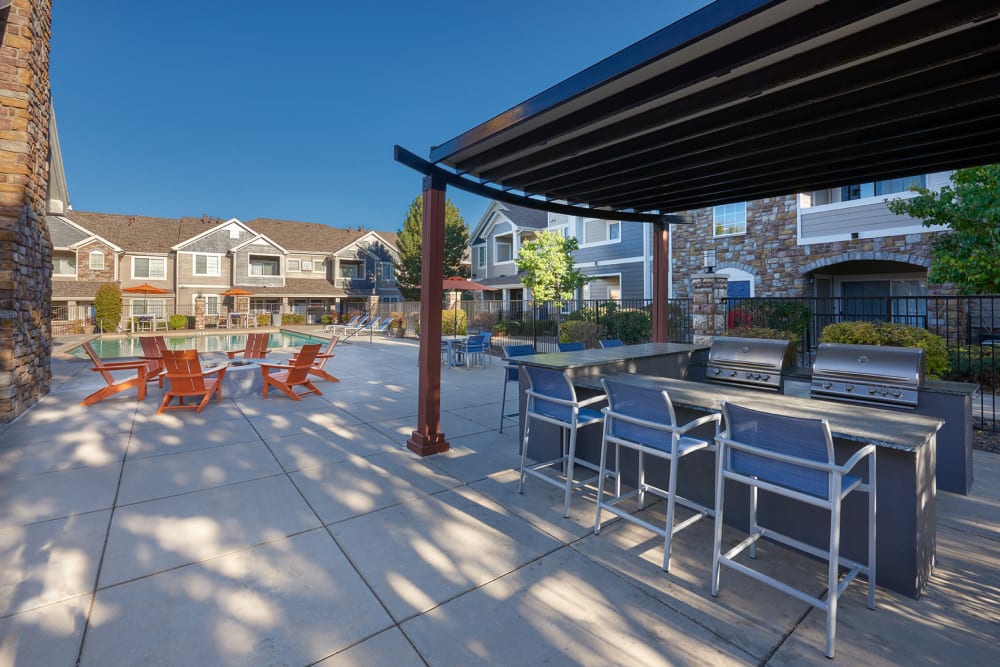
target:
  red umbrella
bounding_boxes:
[442,276,496,292]
[220,287,254,297]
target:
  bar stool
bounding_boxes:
[599,338,624,348]
[519,365,606,517]
[557,341,584,351]
[712,401,877,659]
[499,344,535,433]
[595,378,720,571]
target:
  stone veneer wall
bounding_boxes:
[75,239,116,282]
[670,195,951,298]
[0,0,53,423]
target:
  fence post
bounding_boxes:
[690,273,729,346]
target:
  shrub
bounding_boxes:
[724,326,800,353]
[167,314,187,330]
[94,283,122,333]
[389,311,406,329]
[442,308,467,336]
[256,313,271,327]
[605,308,651,344]
[944,345,999,388]
[819,321,949,377]
[567,306,598,322]
[320,314,333,325]
[560,321,604,349]
[472,310,498,331]
[281,313,307,325]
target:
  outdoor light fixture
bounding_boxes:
[703,250,716,273]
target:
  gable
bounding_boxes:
[47,216,90,248]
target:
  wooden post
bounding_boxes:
[651,219,670,342]
[407,174,450,456]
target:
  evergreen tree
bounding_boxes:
[395,195,469,300]
[886,164,1000,294]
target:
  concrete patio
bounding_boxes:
[1,335,997,666]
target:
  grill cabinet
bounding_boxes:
[705,337,797,391]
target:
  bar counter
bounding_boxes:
[515,347,942,598]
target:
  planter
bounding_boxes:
[392,327,406,338]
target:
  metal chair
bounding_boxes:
[480,331,493,363]
[712,401,877,659]
[519,365,606,517]
[599,338,625,348]
[557,341,585,351]
[595,379,720,571]
[499,344,535,433]
[455,334,486,367]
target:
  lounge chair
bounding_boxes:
[158,349,227,414]
[261,343,323,400]
[138,336,168,388]
[293,336,340,383]
[226,332,271,360]
[79,342,149,406]
[331,314,365,336]
[342,317,380,341]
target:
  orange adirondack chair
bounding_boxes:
[80,342,148,406]
[226,332,271,360]
[261,343,323,400]
[158,349,227,414]
[138,336,168,387]
[293,336,340,383]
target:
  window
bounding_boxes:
[476,245,486,268]
[301,260,314,272]
[133,256,166,279]
[495,236,513,263]
[287,259,301,272]
[193,254,220,276]
[132,298,165,317]
[713,202,747,236]
[339,263,360,278]
[53,255,76,276]
[203,295,220,316]
[379,262,395,281]
[803,175,926,208]
[582,219,621,244]
[89,250,105,270]
[249,255,280,276]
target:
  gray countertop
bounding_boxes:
[515,343,707,369]
[575,373,943,452]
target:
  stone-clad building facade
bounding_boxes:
[0,0,52,423]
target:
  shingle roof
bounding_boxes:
[499,203,547,229]
[52,281,108,300]
[47,216,90,248]
[244,218,367,253]
[250,278,347,297]
[68,211,223,254]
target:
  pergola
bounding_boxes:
[395,0,1000,455]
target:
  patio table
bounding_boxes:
[132,313,157,333]
[220,360,265,398]
[441,336,469,368]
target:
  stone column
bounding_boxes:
[690,272,729,346]
[194,296,206,330]
[0,0,54,423]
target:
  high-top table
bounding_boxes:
[514,345,942,599]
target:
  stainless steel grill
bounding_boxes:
[810,343,926,408]
[705,337,797,391]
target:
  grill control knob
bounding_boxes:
[891,390,902,398]
[762,374,770,381]
[729,370,737,377]
[845,384,855,392]
[713,368,721,375]
[822,382,832,389]
[869,387,877,395]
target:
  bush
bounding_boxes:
[281,313,307,325]
[389,311,406,329]
[819,321,949,377]
[442,309,467,336]
[605,308,651,344]
[94,283,122,333]
[560,321,604,349]
[472,310,498,331]
[256,313,271,327]
[167,314,187,330]
[724,326,800,353]
[944,345,999,388]
[320,314,333,325]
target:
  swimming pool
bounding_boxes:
[71,331,327,359]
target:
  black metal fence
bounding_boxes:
[374,298,693,354]
[726,295,999,431]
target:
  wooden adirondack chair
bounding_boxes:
[138,335,168,387]
[261,343,323,400]
[158,349,227,414]
[294,336,340,383]
[226,332,270,360]
[80,342,149,406]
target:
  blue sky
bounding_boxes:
[51,1,710,234]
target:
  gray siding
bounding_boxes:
[234,240,284,288]
[801,201,921,239]
[574,223,644,262]
[180,227,254,253]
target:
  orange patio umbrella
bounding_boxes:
[122,283,169,316]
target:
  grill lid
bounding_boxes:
[706,337,797,390]
[811,343,926,407]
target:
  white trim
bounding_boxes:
[583,272,623,300]
[232,233,288,254]
[493,233,515,265]
[713,202,747,237]
[66,232,123,253]
[716,267,755,297]
[88,249,105,270]
[183,251,223,277]
[579,219,622,248]
[52,253,77,278]
[591,255,645,267]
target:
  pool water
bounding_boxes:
[72,331,327,359]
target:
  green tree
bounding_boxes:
[886,164,1000,294]
[515,231,589,304]
[395,195,469,300]
[94,283,122,333]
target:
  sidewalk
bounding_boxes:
[1,337,998,665]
